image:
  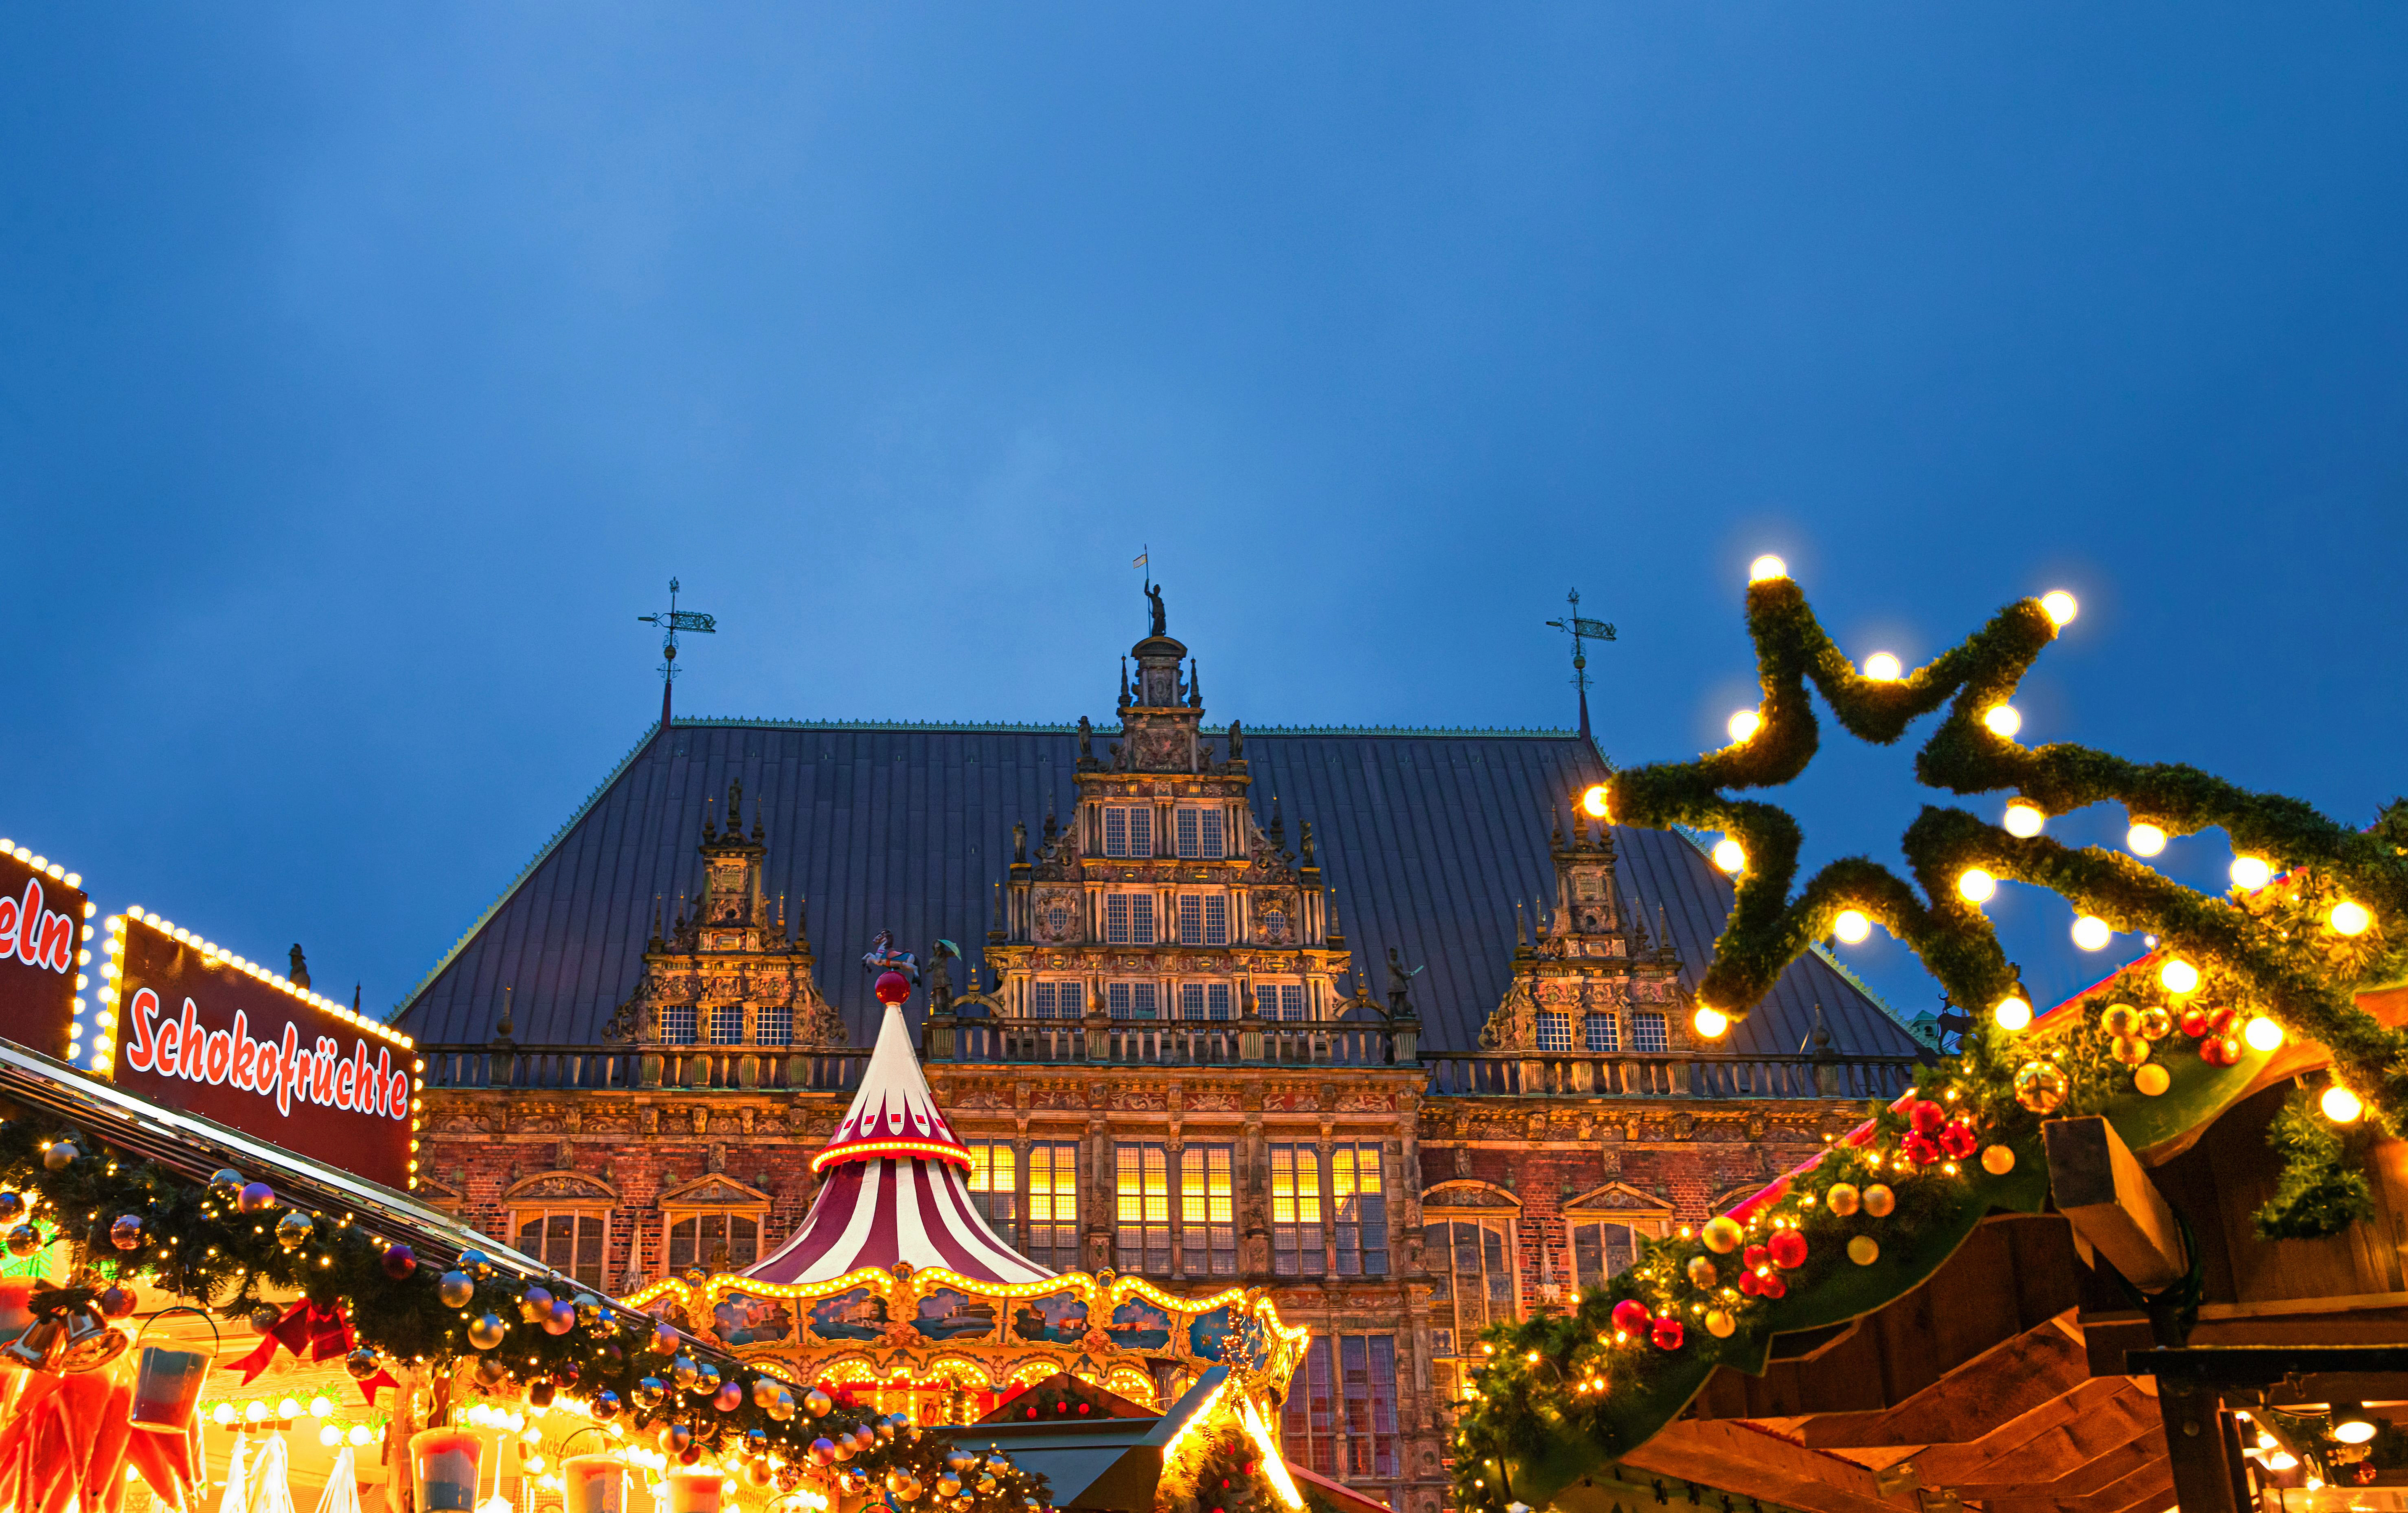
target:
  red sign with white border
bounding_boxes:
[0,839,90,1062]
[101,914,418,1190]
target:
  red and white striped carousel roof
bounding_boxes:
[746,1002,1053,1287]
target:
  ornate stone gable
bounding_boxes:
[1479,813,1691,1053]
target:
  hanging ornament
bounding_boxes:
[98,1286,135,1319]
[1846,1236,1880,1265]
[380,1243,416,1279]
[1703,1309,1735,1339]
[2134,1063,2171,1097]
[1907,1100,1946,1135]
[650,1322,681,1355]
[1767,1230,1808,1270]
[695,1362,722,1396]
[248,1305,282,1334]
[1902,1132,1941,1166]
[2099,1003,2140,1037]
[1684,1255,1718,1288]
[1648,1318,1684,1351]
[42,1141,77,1173]
[591,1388,622,1420]
[1939,1122,1979,1160]
[659,1423,694,1455]
[237,1182,275,1213]
[889,1470,923,1501]
[1980,1144,2017,1175]
[206,1169,244,1205]
[670,1354,700,1389]
[437,1270,475,1308]
[1861,1184,1896,1218]
[2137,1006,2173,1041]
[4,1223,41,1259]
[0,1192,23,1224]
[2013,1060,2069,1114]
[811,1438,840,1468]
[527,1380,557,1409]
[805,1387,834,1418]
[110,1214,145,1251]
[715,1381,744,1413]
[457,1249,495,1280]
[466,1313,506,1350]
[1700,1216,1743,1254]
[775,1465,804,1494]
[1609,1299,1650,1335]
[1825,1183,1861,1217]
[573,1293,604,1326]
[2109,1036,2150,1067]
[518,1286,554,1325]
[836,1468,867,1494]
[473,1355,508,1387]
[768,1388,797,1421]
[344,1347,381,1381]
[633,1377,667,1409]
[275,1213,314,1252]
[543,1301,575,1336]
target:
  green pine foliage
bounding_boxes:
[2257,1090,2376,1241]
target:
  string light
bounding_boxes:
[1983,705,2021,738]
[2158,959,2200,995]
[2324,1085,2364,1124]
[2002,802,2044,838]
[1993,996,2031,1032]
[1711,838,1746,874]
[1862,652,1902,682]
[1957,869,1997,904]
[1726,710,1762,743]
[1832,910,1871,944]
[1580,785,1610,820]
[1692,1005,1729,1040]
[2243,1016,2284,1053]
[2040,590,2078,627]
[2331,901,2372,936]
[2229,856,2273,891]
[2071,916,2111,951]
[2126,824,2167,858]
[1748,555,1788,583]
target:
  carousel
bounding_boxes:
[625,966,1309,1451]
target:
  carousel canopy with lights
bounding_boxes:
[748,973,1052,1288]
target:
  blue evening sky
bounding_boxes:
[5,7,2405,1029]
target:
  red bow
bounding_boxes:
[230,1300,400,1403]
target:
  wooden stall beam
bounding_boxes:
[2045,1117,2187,1292]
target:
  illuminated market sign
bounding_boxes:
[97,910,420,1190]
[0,836,91,1062]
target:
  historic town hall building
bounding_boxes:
[397,598,1926,1513]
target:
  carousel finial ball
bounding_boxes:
[875,970,912,1005]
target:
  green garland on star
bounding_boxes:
[1605,571,2408,1147]
[0,1115,1052,1512]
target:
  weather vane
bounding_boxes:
[1546,588,1615,740]
[638,577,717,728]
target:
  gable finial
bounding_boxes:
[1187,657,1203,709]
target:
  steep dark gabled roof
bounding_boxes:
[391,719,1923,1060]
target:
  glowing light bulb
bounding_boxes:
[350,1424,375,1447]
[2003,802,2044,838]
[1994,996,2032,1032]
[1957,868,1997,904]
[319,1425,341,1448]
[310,1397,332,1419]
[2071,916,2111,952]
[1832,910,1871,944]
[277,1398,301,1421]
[2332,900,2372,936]
[1727,710,1762,743]
[1982,705,2021,738]
[1748,555,1788,583]
[246,1401,268,1424]
[2158,959,2199,995]
[2126,823,2167,857]
[2242,1015,2283,1053]
[2040,590,2078,627]
[1580,785,1610,820]
[1693,1005,1730,1040]
[2266,1452,2299,1472]
[213,1403,237,1427]
[2229,856,2272,891]
[2323,1084,2364,1124]
[1711,838,1746,874]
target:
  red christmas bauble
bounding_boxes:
[1758,1273,1788,1300]
[1649,1318,1685,1351]
[2208,1007,2237,1034]
[1741,1244,1769,1271]
[1907,1100,1946,1134]
[1737,1270,1763,1297]
[1902,1132,1941,1165]
[1610,1299,1651,1334]
[1766,1230,1808,1270]
[1939,1122,1978,1159]
[2179,1009,2210,1038]
[875,970,913,1006]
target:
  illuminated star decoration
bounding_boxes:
[1602,556,2408,1132]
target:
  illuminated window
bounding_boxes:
[709,1002,745,1046]
[1026,1143,1079,1270]
[1103,807,1154,859]
[1631,1012,1670,1053]
[1330,1143,1387,1276]
[1569,1221,1641,1287]
[513,1213,606,1289]
[667,1213,757,1273]
[756,1005,794,1045]
[1105,894,1155,946]
[659,1003,697,1044]
[1583,1013,1618,1052]
[1174,807,1226,859]
[1179,1146,1235,1277]
[1106,982,1158,1020]
[1282,1336,1396,1479]
[1033,982,1084,1018]
[966,1141,1018,1231]
[1115,1144,1172,1275]
[1424,1220,1514,1369]
[1269,1144,1325,1276]
[1535,1011,1571,1052]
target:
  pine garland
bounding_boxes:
[1158,1428,1274,1513]
[0,1115,1052,1510]
[2257,1090,2376,1241]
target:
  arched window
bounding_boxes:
[668,1213,758,1272]
[1423,1218,1514,1395]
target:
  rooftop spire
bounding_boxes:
[638,577,718,733]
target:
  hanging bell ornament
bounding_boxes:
[544,1300,575,1336]
[381,1242,417,1278]
[438,1270,475,1308]
[519,1286,554,1324]
[236,1181,275,1213]
[109,1214,145,1252]
[0,1314,66,1372]
[248,1305,282,1334]
[714,1381,743,1413]
[206,1170,243,1206]
[768,1387,797,1421]
[344,1347,381,1381]
[275,1212,314,1252]
[42,1141,77,1173]
[474,1354,509,1387]
[457,1248,495,1280]
[804,1387,833,1418]
[467,1313,507,1350]
[633,1377,667,1409]
[592,1388,622,1420]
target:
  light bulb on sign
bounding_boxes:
[2229,856,2272,891]
[2071,916,2112,952]
[2040,591,2078,627]
[2002,803,2044,838]
[2126,823,2167,858]
[1832,910,1871,944]
[1748,556,1788,583]
[1862,652,1902,682]
[1982,706,2022,739]
[1726,710,1762,743]
[1957,869,1997,904]
[1710,838,1746,874]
